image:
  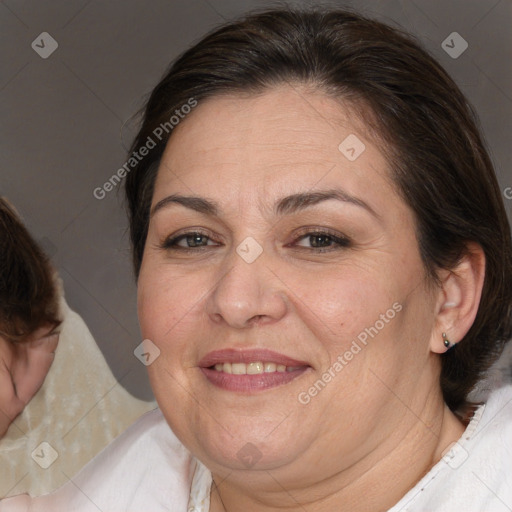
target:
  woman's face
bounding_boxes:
[138,86,441,481]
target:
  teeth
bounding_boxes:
[264,362,276,373]
[247,362,263,375]
[231,363,246,375]
[212,361,303,374]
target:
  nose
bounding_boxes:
[206,248,288,329]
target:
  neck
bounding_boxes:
[209,396,465,512]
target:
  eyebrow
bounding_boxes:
[151,195,219,218]
[151,189,379,219]
[275,189,379,218]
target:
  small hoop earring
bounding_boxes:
[442,332,453,349]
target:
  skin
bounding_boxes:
[138,86,485,512]
[0,325,59,438]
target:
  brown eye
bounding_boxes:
[306,234,334,248]
[294,231,350,251]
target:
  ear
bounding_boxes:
[430,242,486,354]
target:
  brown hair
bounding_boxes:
[0,198,61,342]
[124,7,512,410]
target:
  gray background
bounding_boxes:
[1,0,511,401]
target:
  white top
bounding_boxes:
[1,385,511,512]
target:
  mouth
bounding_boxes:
[199,348,311,392]
[211,362,304,374]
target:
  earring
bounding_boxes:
[442,332,453,349]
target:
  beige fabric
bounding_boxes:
[0,281,156,498]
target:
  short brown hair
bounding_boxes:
[125,8,512,410]
[0,198,61,342]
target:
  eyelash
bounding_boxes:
[160,228,351,254]
[160,229,217,252]
[290,228,351,253]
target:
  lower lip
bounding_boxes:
[200,367,309,392]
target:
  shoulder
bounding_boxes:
[0,409,196,512]
[390,384,512,512]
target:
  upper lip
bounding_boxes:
[199,348,310,368]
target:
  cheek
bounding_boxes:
[283,264,399,352]
[137,261,206,339]
[137,264,208,402]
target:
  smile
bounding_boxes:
[199,349,311,392]
[212,362,304,374]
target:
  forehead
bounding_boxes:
[153,86,394,211]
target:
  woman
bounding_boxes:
[2,7,511,512]
[0,198,61,439]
